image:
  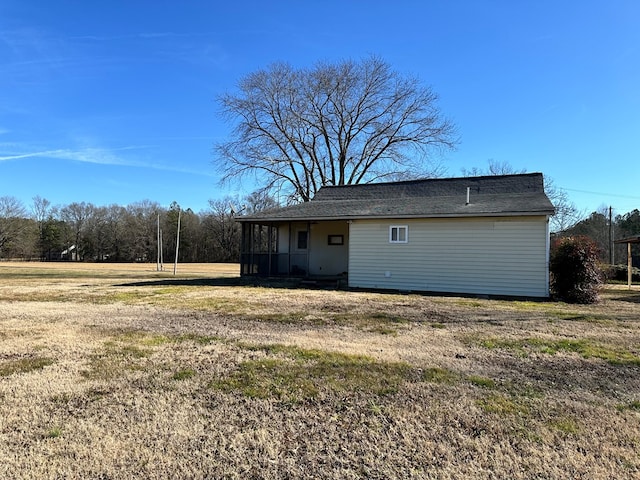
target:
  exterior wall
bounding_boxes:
[276,223,291,274]
[272,221,348,276]
[348,216,550,297]
[276,222,309,274]
[308,221,349,276]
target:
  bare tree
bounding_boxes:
[461,160,581,232]
[544,177,583,233]
[0,196,28,256]
[243,190,278,215]
[202,198,241,262]
[123,200,161,262]
[216,56,457,202]
[461,159,526,177]
[31,196,51,224]
[60,202,95,261]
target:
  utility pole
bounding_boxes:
[157,213,161,272]
[160,229,164,271]
[173,209,181,276]
[609,206,614,265]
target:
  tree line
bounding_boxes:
[0,193,276,263]
[2,191,638,266]
[559,207,640,266]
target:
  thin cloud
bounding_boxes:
[0,146,215,177]
[0,147,141,165]
[72,31,218,42]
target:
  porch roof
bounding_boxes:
[237,173,555,223]
[614,236,640,244]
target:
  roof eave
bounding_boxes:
[236,210,555,223]
[614,235,640,244]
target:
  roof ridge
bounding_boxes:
[318,172,543,190]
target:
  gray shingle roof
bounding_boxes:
[238,173,555,222]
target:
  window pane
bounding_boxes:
[297,231,308,249]
[390,225,408,243]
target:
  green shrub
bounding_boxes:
[550,236,603,304]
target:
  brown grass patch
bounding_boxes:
[0,262,639,478]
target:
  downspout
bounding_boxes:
[267,224,273,276]
[347,220,352,288]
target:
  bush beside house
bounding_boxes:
[550,236,603,304]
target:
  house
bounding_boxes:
[60,244,78,261]
[236,173,555,297]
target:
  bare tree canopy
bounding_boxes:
[461,159,582,232]
[215,56,458,202]
[0,196,27,253]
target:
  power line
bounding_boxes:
[561,187,640,201]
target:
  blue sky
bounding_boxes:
[1,0,639,216]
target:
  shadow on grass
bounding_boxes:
[608,290,640,304]
[610,295,640,304]
[115,277,303,289]
[116,277,560,301]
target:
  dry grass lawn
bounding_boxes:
[0,261,639,479]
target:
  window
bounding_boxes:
[389,225,408,243]
[328,234,344,246]
[297,230,308,250]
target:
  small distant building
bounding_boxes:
[236,173,555,297]
[60,245,78,261]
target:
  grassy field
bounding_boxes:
[0,261,639,479]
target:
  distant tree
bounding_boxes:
[216,56,457,203]
[123,200,161,262]
[32,196,54,260]
[0,196,27,258]
[613,208,640,266]
[163,202,182,263]
[60,202,95,261]
[102,205,128,261]
[40,219,66,261]
[616,209,640,237]
[4,218,38,259]
[203,197,240,262]
[31,195,51,227]
[545,178,583,233]
[562,207,611,262]
[83,206,122,262]
[243,190,279,215]
[176,207,200,263]
[461,160,581,232]
[461,159,526,177]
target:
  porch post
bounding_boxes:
[288,222,292,276]
[306,221,311,277]
[249,224,255,274]
[240,222,246,275]
[267,224,273,276]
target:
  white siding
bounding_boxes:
[348,217,550,297]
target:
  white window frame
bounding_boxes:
[389,225,408,244]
